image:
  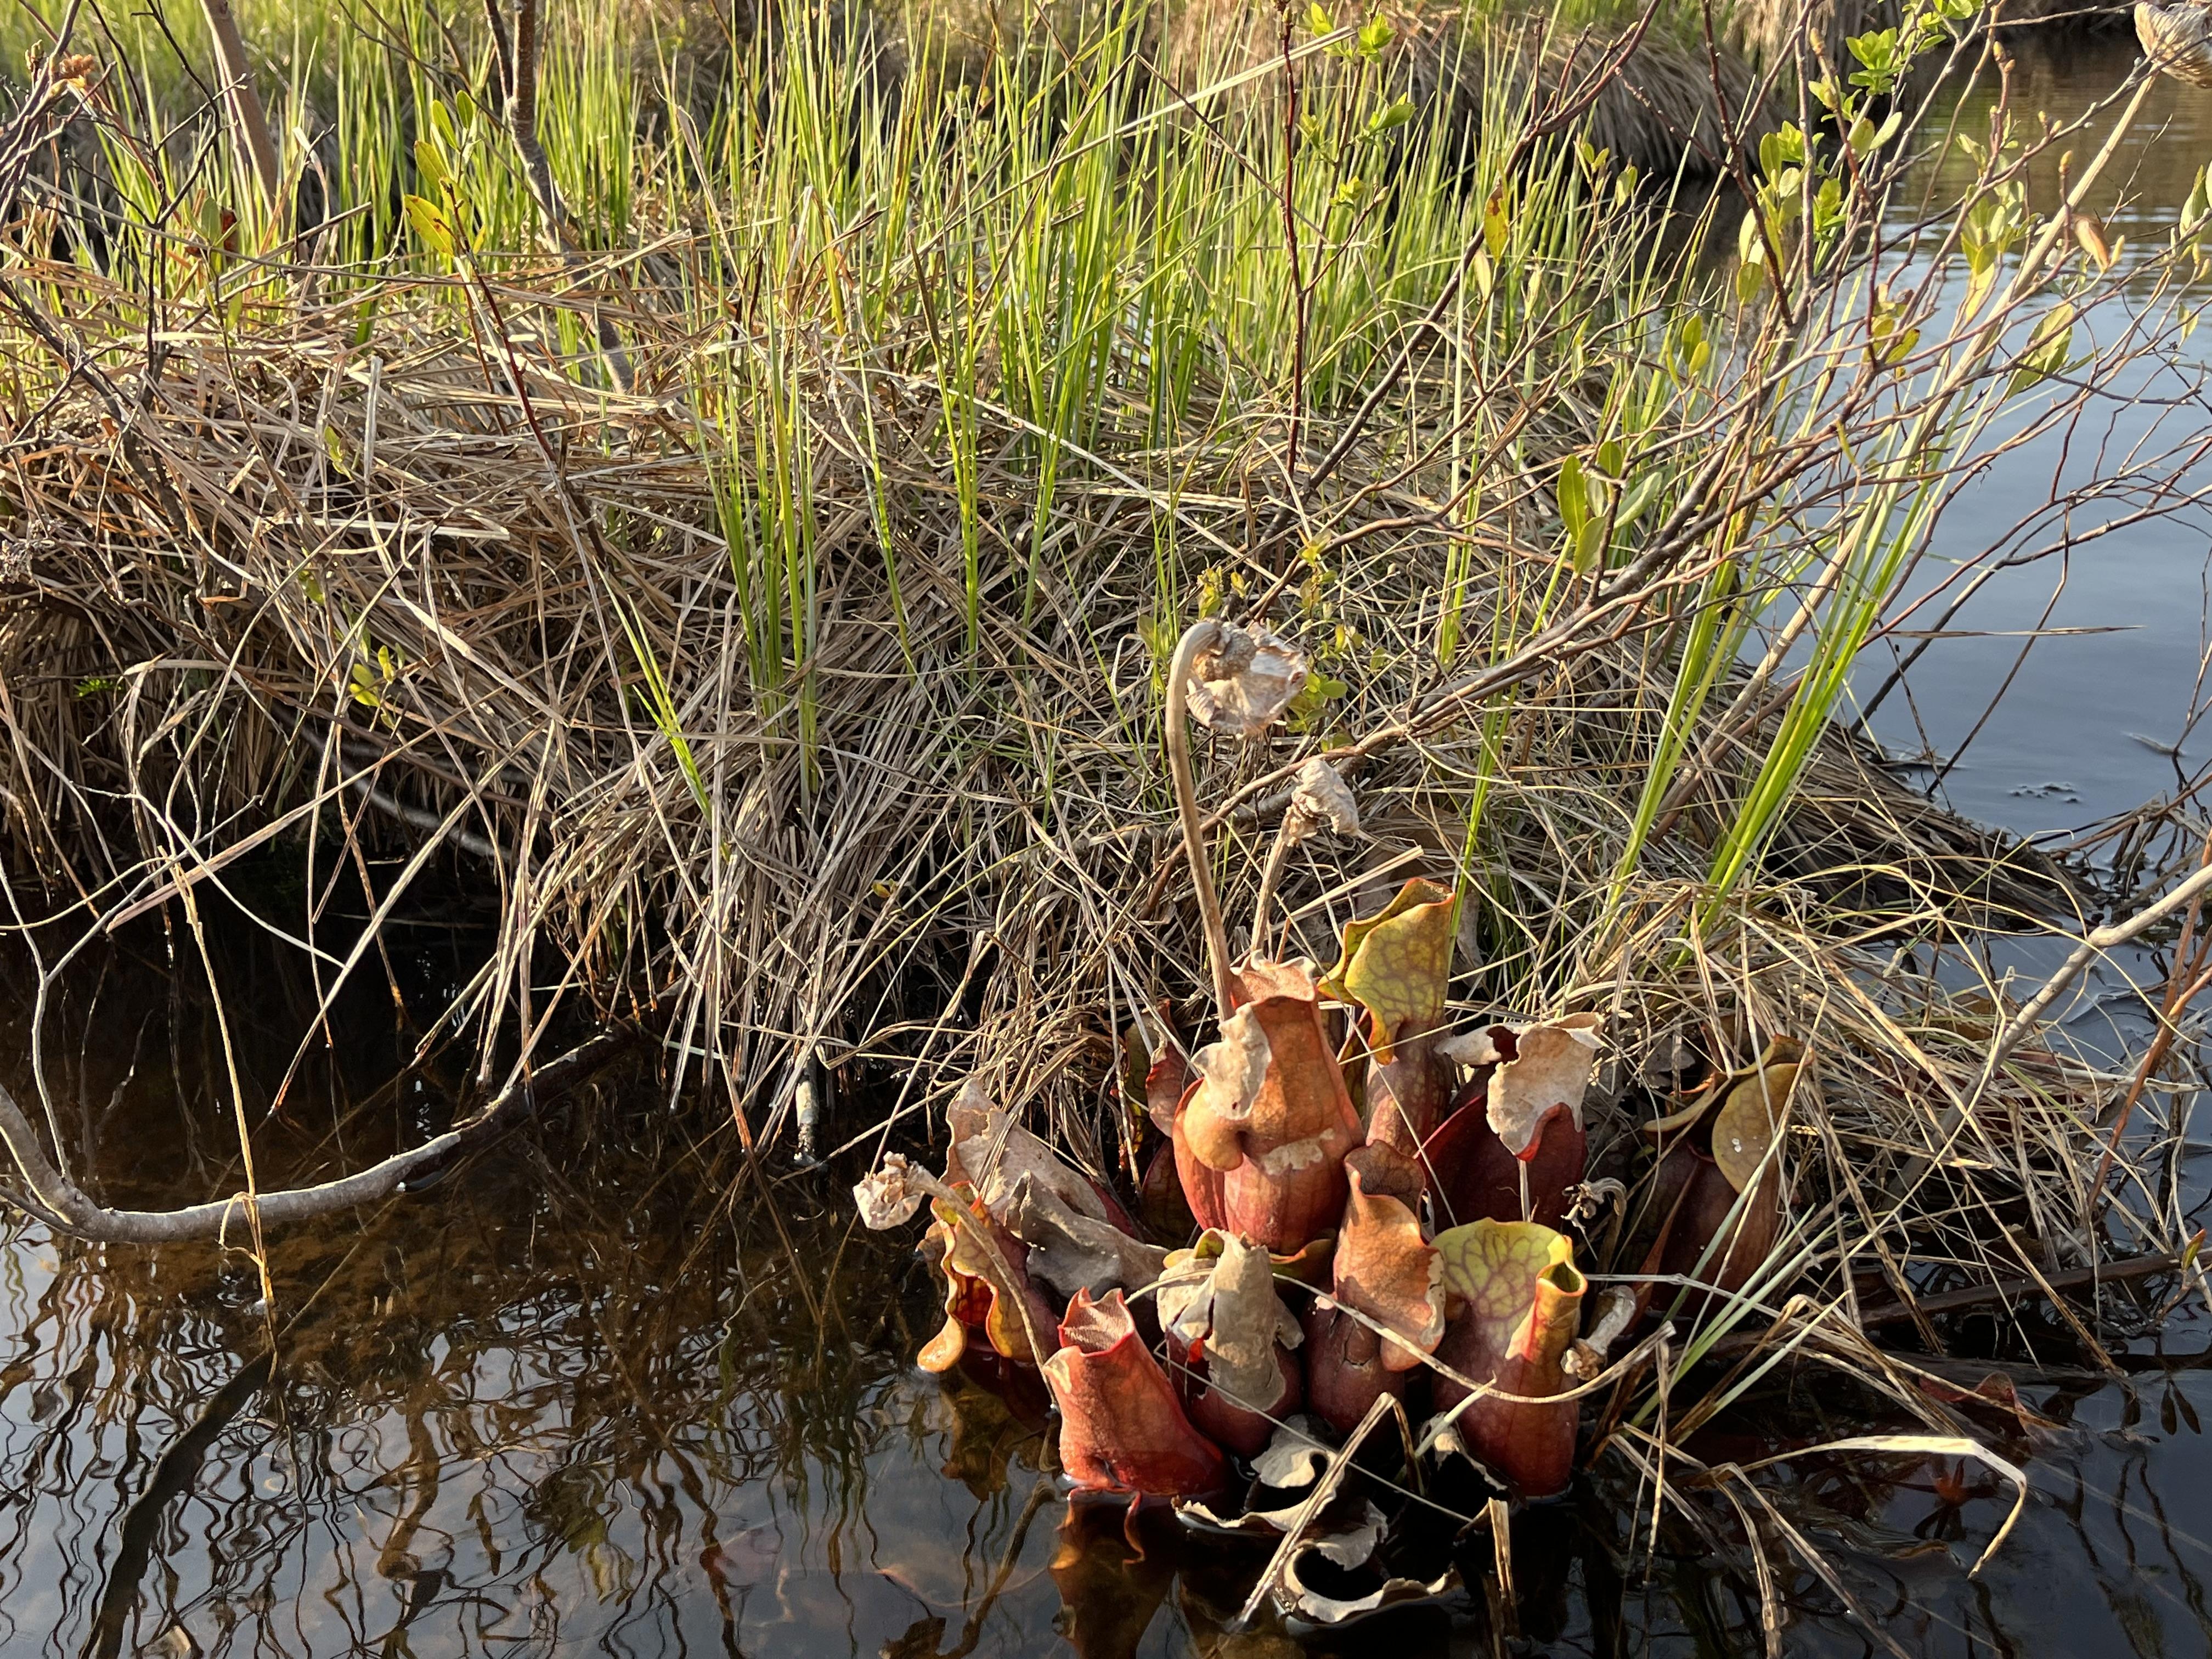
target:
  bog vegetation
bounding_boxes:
[0,0,2207,1637]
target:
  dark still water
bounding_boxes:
[9,31,2212,1659]
[1863,32,2212,843]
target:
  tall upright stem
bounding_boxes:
[199,0,279,207]
[1166,621,1237,1020]
[501,0,635,394]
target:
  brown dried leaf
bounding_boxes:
[1003,1173,1170,1301]
[1480,1014,1602,1156]
[1186,624,1308,737]
[1286,758,1359,842]
[1159,1231,1302,1407]
[853,1156,926,1229]
[946,1086,1110,1222]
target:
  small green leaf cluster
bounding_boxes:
[1556,438,1668,579]
[403,95,478,262]
[1306,4,1395,61]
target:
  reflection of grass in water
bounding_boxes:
[0,1060,941,1651]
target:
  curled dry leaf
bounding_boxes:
[919,1188,1060,1373]
[1468,1013,1604,1156]
[1185,1006,1274,1171]
[1044,1289,1228,1497]
[1176,1418,1339,1539]
[853,1156,926,1230]
[1185,624,1308,738]
[1330,1143,1443,1370]
[1304,1499,1387,1570]
[1564,1285,1639,1380]
[1251,1417,1333,1491]
[1159,1231,1304,1455]
[946,1091,1109,1222]
[1285,757,1359,843]
[939,1084,1160,1299]
[1160,1232,1305,1396]
[1431,1218,1587,1499]
[1005,1172,1171,1302]
[1280,1515,1460,1630]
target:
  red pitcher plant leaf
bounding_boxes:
[1431,1218,1588,1499]
[1158,1231,1304,1455]
[1143,1041,1195,1137]
[918,1186,1062,1373]
[1140,1136,1201,1244]
[1045,1288,1229,1496]
[1181,963,1363,1252]
[1170,1076,1229,1234]
[1425,1014,1602,1229]
[1429,1095,1589,1231]
[1331,1143,1444,1371]
[1301,1301,1408,1437]
[1323,879,1458,1159]
[1637,1038,1804,1312]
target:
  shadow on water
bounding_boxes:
[10,32,2212,1659]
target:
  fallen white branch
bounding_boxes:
[0,1025,636,1244]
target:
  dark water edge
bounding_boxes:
[8,31,2212,1659]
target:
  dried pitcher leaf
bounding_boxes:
[1186,624,1308,738]
[1474,1013,1603,1157]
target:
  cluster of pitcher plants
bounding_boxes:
[855,622,1803,1618]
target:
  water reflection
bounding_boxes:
[1865,30,2212,838]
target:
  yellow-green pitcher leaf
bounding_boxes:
[1323,878,1455,1062]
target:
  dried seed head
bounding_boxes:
[1285,757,1358,843]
